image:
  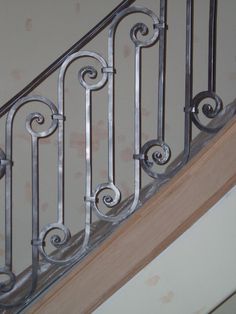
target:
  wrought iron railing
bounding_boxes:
[0,0,230,310]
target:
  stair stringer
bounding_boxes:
[28,116,236,314]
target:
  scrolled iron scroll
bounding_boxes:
[26,112,58,138]
[92,182,122,222]
[0,148,6,179]
[191,90,224,133]
[38,223,72,265]
[92,6,161,223]
[130,20,160,47]
[78,65,107,90]
[0,95,58,308]
[114,5,161,48]
[140,140,171,179]
[37,51,109,265]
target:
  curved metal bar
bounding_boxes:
[0,95,58,307]
[109,6,160,47]
[38,51,108,265]
[191,90,224,133]
[92,6,160,223]
[191,0,224,133]
[138,0,193,180]
[0,0,136,118]
[158,0,167,143]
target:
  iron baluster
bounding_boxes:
[183,0,193,159]
[157,0,167,143]
[191,0,223,133]
[208,0,217,93]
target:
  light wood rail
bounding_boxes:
[28,117,236,314]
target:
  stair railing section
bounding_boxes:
[0,0,226,309]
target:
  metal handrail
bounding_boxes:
[0,0,136,118]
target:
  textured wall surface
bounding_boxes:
[0,0,235,306]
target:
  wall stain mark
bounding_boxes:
[145,274,160,287]
[11,69,22,81]
[25,18,32,31]
[70,120,107,157]
[228,72,236,80]
[117,134,126,143]
[120,146,133,162]
[41,202,49,212]
[123,44,132,58]
[75,2,80,14]
[24,181,31,203]
[160,291,174,304]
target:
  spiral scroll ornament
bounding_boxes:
[109,6,161,49]
[140,139,171,179]
[0,148,6,179]
[92,182,122,222]
[0,95,60,307]
[38,223,72,264]
[6,95,59,141]
[191,91,223,133]
[78,65,104,91]
[26,110,58,139]
[130,21,159,47]
[58,50,108,96]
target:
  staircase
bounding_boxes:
[0,0,235,312]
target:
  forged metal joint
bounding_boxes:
[133,153,145,160]
[154,22,167,30]
[52,114,66,121]
[31,239,45,247]
[0,148,11,179]
[102,67,116,74]
[84,195,96,203]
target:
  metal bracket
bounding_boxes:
[52,114,66,121]
[154,22,168,30]
[31,239,45,246]
[0,159,13,166]
[133,153,145,160]
[0,148,12,179]
[184,106,198,113]
[102,67,116,74]
[84,195,96,203]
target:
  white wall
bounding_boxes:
[95,185,236,314]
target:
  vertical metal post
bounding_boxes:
[5,119,13,272]
[57,91,64,225]
[107,40,115,185]
[134,45,141,191]
[184,0,193,152]
[157,0,167,142]
[5,153,12,271]
[31,135,39,289]
[208,0,217,92]
[85,89,92,224]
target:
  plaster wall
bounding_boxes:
[95,185,236,314]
